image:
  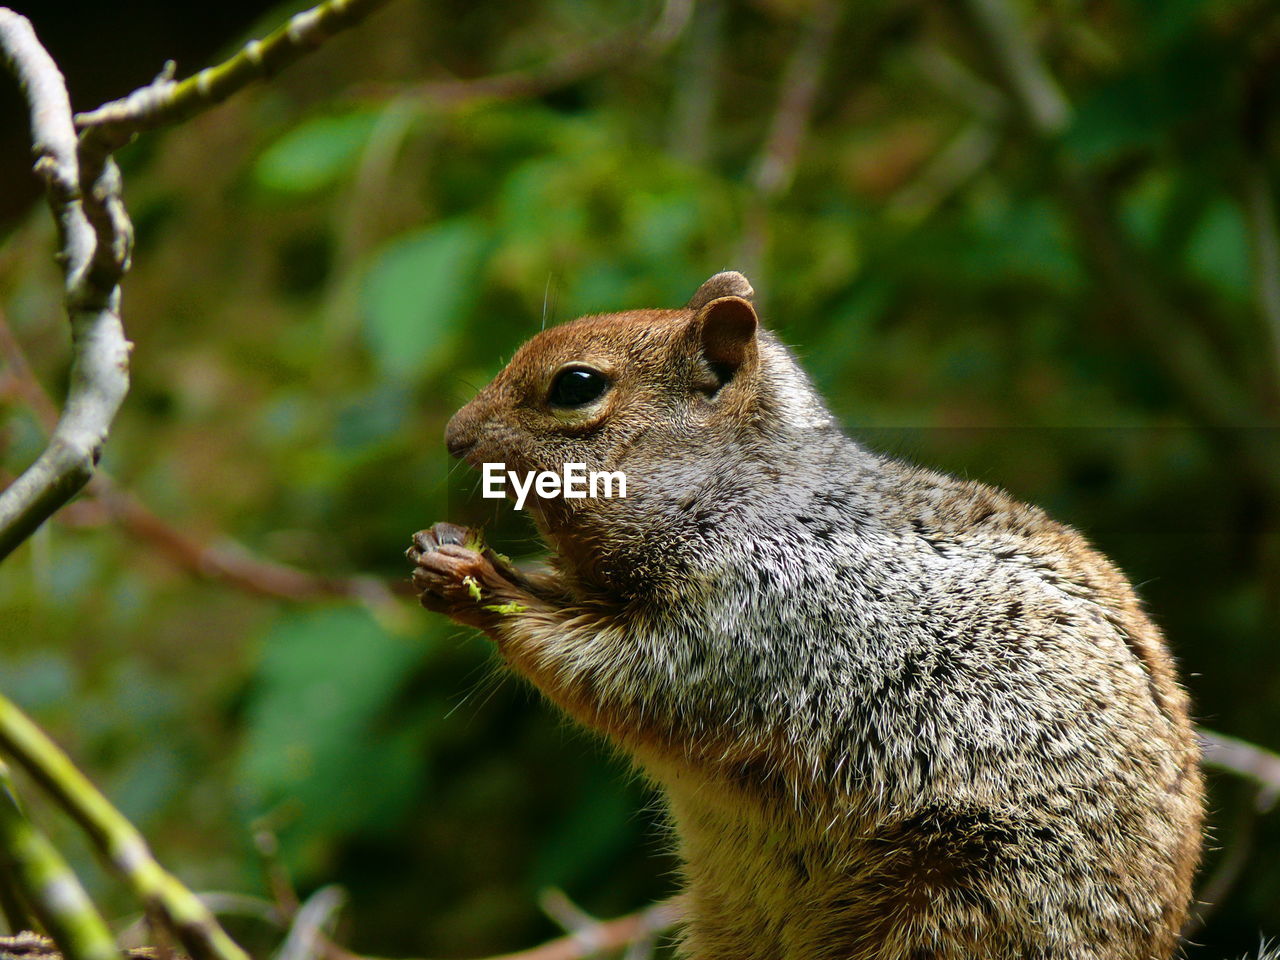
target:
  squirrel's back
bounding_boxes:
[647,435,1201,959]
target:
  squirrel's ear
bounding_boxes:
[687,271,754,311]
[694,295,758,387]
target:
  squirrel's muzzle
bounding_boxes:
[445,411,476,459]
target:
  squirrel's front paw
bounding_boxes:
[406,523,524,629]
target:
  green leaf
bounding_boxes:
[254,110,381,196]
[1186,199,1251,304]
[1062,37,1226,165]
[237,605,428,871]
[360,218,488,380]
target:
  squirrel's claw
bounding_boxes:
[408,523,525,629]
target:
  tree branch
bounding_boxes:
[1185,785,1260,936]
[0,697,250,960]
[0,767,119,960]
[0,308,397,607]
[958,0,1067,137]
[93,484,399,607]
[479,898,682,960]
[1200,728,1280,810]
[952,0,1280,496]
[382,0,692,108]
[738,0,844,279]
[2,0,409,566]
[0,9,131,561]
[1243,158,1280,393]
[667,0,723,166]
[73,0,395,152]
[275,887,345,960]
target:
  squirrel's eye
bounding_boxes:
[548,367,610,408]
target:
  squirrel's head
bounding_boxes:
[445,271,832,540]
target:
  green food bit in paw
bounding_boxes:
[483,602,527,615]
[463,576,482,601]
[463,530,486,552]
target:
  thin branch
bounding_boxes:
[1184,784,1260,937]
[1200,728,1280,810]
[274,887,345,960]
[0,696,250,960]
[0,307,396,608]
[739,0,844,279]
[93,483,398,607]
[667,0,723,166]
[479,898,682,960]
[750,0,843,200]
[952,0,1280,494]
[0,766,38,936]
[536,889,597,936]
[1242,159,1280,391]
[0,9,131,561]
[119,893,286,950]
[252,829,300,921]
[73,0,395,152]
[957,0,1067,137]
[384,0,692,108]
[884,121,1001,227]
[908,42,1007,122]
[0,767,119,960]
[336,900,682,960]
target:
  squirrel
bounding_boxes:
[407,271,1204,960]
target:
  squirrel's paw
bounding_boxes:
[407,523,525,629]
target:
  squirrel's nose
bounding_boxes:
[445,411,476,459]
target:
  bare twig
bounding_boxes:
[750,0,843,200]
[667,0,724,166]
[0,696,250,960]
[952,0,1280,494]
[0,307,396,608]
[74,0,394,153]
[0,766,119,960]
[957,0,1067,137]
[0,9,132,561]
[1185,785,1261,937]
[480,898,682,960]
[0,766,39,936]
[739,0,844,278]
[888,43,1008,225]
[1242,159,1280,390]
[92,484,398,607]
[252,830,300,921]
[385,0,691,108]
[0,0,401,568]
[537,889,597,936]
[119,893,286,950]
[884,121,1001,227]
[273,887,345,960]
[909,43,1006,122]
[1200,728,1280,810]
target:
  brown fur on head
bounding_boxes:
[445,275,764,513]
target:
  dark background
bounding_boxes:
[1,0,1277,956]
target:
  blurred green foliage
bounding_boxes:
[1,0,1278,956]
